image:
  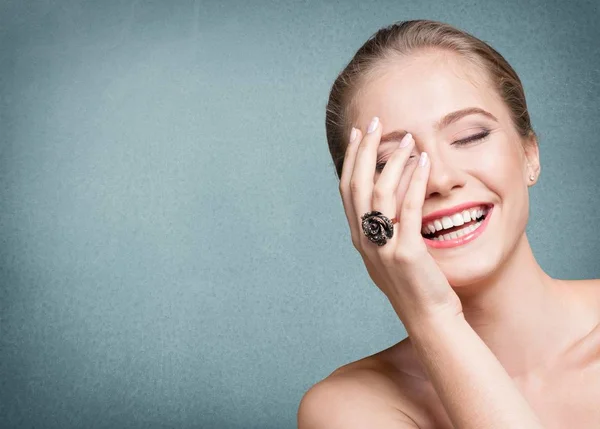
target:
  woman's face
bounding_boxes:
[352,50,539,287]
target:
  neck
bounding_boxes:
[453,233,599,379]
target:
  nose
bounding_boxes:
[423,149,466,199]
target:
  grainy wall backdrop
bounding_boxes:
[1,0,599,428]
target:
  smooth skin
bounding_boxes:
[298,49,600,428]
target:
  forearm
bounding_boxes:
[404,313,546,429]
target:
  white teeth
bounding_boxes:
[432,220,484,241]
[441,216,453,229]
[451,213,464,226]
[422,205,490,237]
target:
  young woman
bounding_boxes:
[298,20,600,428]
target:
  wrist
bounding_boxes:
[402,306,465,338]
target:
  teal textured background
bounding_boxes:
[1,1,599,428]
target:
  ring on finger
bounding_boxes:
[361,211,398,246]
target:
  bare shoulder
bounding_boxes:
[564,277,600,320]
[584,278,600,303]
[571,277,600,299]
[562,278,600,360]
[297,338,435,429]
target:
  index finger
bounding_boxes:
[349,116,383,224]
[339,127,363,244]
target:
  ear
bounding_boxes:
[523,132,540,185]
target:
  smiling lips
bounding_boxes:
[420,202,494,248]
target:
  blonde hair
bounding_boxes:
[325,19,537,179]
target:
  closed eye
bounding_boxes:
[375,130,490,172]
[452,130,490,146]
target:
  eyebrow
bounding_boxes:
[379,107,499,144]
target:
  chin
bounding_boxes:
[438,251,503,288]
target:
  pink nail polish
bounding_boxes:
[367,117,379,134]
[399,133,412,148]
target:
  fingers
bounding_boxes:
[349,116,382,224]
[397,151,431,249]
[371,132,415,226]
[340,116,382,250]
[339,127,363,248]
[339,116,430,253]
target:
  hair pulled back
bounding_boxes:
[325,19,536,180]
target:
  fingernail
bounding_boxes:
[349,127,357,142]
[399,133,412,148]
[419,152,428,167]
[367,117,379,134]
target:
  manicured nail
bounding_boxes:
[367,117,379,134]
[349,127,357,142]
[419,152,428,167]
[399,133,412,148]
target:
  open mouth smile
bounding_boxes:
[421,203,494,249]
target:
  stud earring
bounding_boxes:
[529,174,535,181]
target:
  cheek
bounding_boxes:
[471,138,524,194]
[475,139,531,233]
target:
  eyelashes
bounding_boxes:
[452,130,491,146]
[375,130,491,172]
